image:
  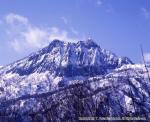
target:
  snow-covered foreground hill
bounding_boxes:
[0,39,149,121]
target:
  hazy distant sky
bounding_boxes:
[0,0,150,65]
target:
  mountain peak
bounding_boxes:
[76,39,99,49]
[86,38,95,44]
[0,39,133,77]
[48,39,64,48]
[86,38,99,47]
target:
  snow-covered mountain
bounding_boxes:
[0,39,132,76]
[0,39,150,121]
[0,39,132,98]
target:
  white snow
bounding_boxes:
[53,76,63,85]
[3,73,18,79]
[115,64,145,71]
[124,95,135,112]
[37,54,45,63]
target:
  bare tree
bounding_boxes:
[140,45,150,82]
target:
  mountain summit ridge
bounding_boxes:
[0,39,133,77]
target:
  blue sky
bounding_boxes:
[0,0,150,65]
